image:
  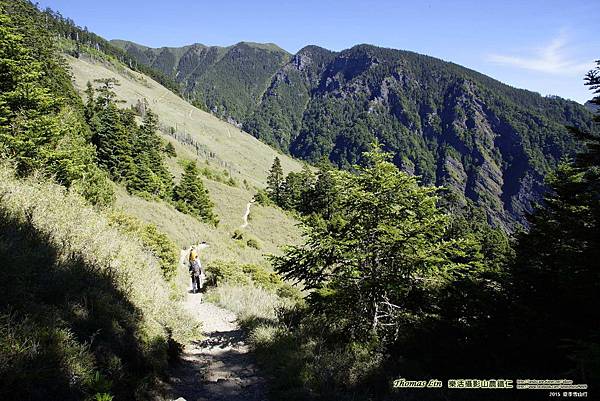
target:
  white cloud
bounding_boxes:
[486,31,593,75]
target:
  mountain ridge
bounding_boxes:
[111,39,594,230]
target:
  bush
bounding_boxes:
[232,229,245,240]
[164,141,177,157]
[242,264,281,290]
[205,260,249,287]
[253,188,271,206]
[108,211,178,279]
[246,238,261,249]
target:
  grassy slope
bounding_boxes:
[67,54,302,186]
[67,54,303,266]
[0,166,198,399]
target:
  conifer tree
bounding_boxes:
[0,2,113,206]
[307,162,338,218]
[273,143,482,341]
[174,161,218,225]
[267,156,284,205]
[0,10,59,175]
[509,61,600,379]
[93,103,133,179]
[164,141,177,157]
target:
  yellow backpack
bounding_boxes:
[189,249,198,263]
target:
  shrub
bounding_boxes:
[246,238,261,249]
[164,141,177,157]
[231,229,245,240]
[205,260,249,287]
[108,211,178,279]
[253,188,271,206]
[242,264,281,290]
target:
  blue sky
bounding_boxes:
[38,0,599,103]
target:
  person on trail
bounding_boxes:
[188,244,206,294]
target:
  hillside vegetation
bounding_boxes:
[0,2,302,399]
[68,53,303,261]
[0,166,198,400]
[111,39,290,122]
[118,40,595,229]
[3,2,599,401]
[67,55,303,187]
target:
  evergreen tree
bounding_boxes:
[273,143,483,342]
[93,103,133,179]
[0,9,60,175]
[174,161,218,225]
[266,156,284,205]
[164,141,177,157]
[306,161,338,219]
[131,109,174,198]
[0,1,113,206]
[509,61,600,381]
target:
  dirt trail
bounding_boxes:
[167,293,266,401]
[241,201,253,229]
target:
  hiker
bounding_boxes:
[188,244,206,294]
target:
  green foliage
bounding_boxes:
[86,80,175,200]
[205,260,284,292]
[0,0,113,206]
[195,163,238,187]
[273,143,484,341]
[253,188,272,206]
[164,141,177,157]
[108,211,179,280]
[41,7,182,95]
[266,156,284,204]
[507,61,600,383]
[246,238,261,250]
[114,40,289,122]
[232,229,245,240]
[245,44,595,228]
[0,167,196,400]
[174,160,218,225]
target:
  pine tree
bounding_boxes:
[164,141,176,157]
[0,9,59,175]
[267,156,284,205]
[273,143,483,341]
[306,161,338,219]
[93,103,133,179]
[132,109,173,198]
[509,61,600,380]
[0,1,113,206]
[174,161,218,225]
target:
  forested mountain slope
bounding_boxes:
[111,39,290,123]
[248,45,594,229]
[118,39,595,229]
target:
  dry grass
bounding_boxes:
[205,283,281,322]
[67,54,303,188]
[0,166,198,343]
[0,165,202,399]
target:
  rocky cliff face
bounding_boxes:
[246,45,593,229]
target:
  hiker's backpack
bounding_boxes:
[189,249,198,264]
[190,259,201,276]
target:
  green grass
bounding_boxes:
[0,165,199,400]
[67,54,303,188]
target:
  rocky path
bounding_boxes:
[241,201,253,229]
[167,293,266,401]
